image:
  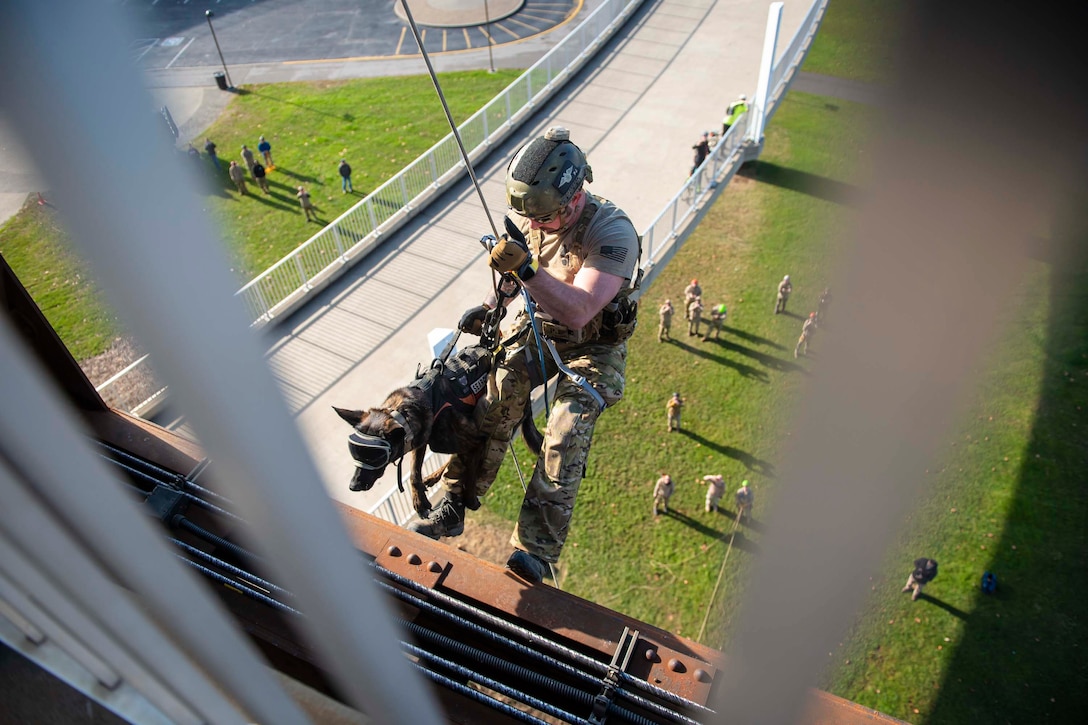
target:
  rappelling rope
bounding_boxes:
[398,0,505,306]
[695,514,743,643]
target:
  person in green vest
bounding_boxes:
[722,93,749,135]
[703,302,727,340]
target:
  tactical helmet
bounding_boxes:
[506,126,592,219]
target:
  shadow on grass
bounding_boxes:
[702,337,809,376]
[677,429,776,477]
[663,509,730,539]
[928,251,1088,723]
[730,529,761,555]
[916,594,970,621]
[721,325,786,351]
[745,160,864,208]
[669,339,770,382]
[269,166,321,184]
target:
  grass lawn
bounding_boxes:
[194,71,522,279]
[485,89,1087,723]
[802,0,905,84]
[0,70,522,361]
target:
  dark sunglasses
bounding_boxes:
[515,207,560,224]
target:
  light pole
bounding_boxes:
[205,10,233,89]
[483,0,495,73]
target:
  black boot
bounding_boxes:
[506,550,551,584]
[407,494,465,539]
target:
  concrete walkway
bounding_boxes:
[258,0,810,511]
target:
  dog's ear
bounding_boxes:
[333,406,365,426]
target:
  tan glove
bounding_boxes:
[488,216,537,280]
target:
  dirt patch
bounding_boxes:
[450,513,514,568]
[79,335,144,387]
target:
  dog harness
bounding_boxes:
[408,345,493,453]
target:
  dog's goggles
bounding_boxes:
[347,431,393,470]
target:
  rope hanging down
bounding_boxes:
[398,0,504,306]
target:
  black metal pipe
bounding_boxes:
[406,642,585,724]
[174,515,258,565]
[169,538,292,599]
[412,663,549,725]
[174,555,299,616]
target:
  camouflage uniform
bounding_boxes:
[658,300,674,342]
[666,393,683,432]
[734,481,754,522]
[433,195,637,565]
[652,474,674,516]
[684,281,702,320]
[775,276,792,314]
[702,474,725,512]
[703,303,726,340]
[687,298,703,337]
[794,314,817,358]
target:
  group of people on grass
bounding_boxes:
[193,135,358,223]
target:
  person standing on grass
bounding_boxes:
[658,298,674,342]
[703,302,726,340]
[258,135,274,167]
[902,558,938,601]
[688,296,703,337]
[701,474,726,513]
[652,474,674,517]
[684,278,702,320]
[734,480,754,522]
[241,145,257,178]
[795,312,817,358]
[667,392,683,432]
[775,274,792,314]
[228,161,247,195]
[338,159,354,193]
[252,161,270,194]
[297,186,317,221]
[204,138,220,170]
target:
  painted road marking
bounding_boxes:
[165,37,195,69]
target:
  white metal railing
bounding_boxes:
[97,0,647,415]
[366,0,830,528]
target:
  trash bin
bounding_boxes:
[213,71,228,91]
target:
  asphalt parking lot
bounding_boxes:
[125,0,580,69]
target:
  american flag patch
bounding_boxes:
[600,245,627,264]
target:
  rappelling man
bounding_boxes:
[410,127,641,585]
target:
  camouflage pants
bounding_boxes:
[658,318,671,341]
[704,318,722,339]
[440,331,626,563]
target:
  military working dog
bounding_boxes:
[334,344,541,518]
